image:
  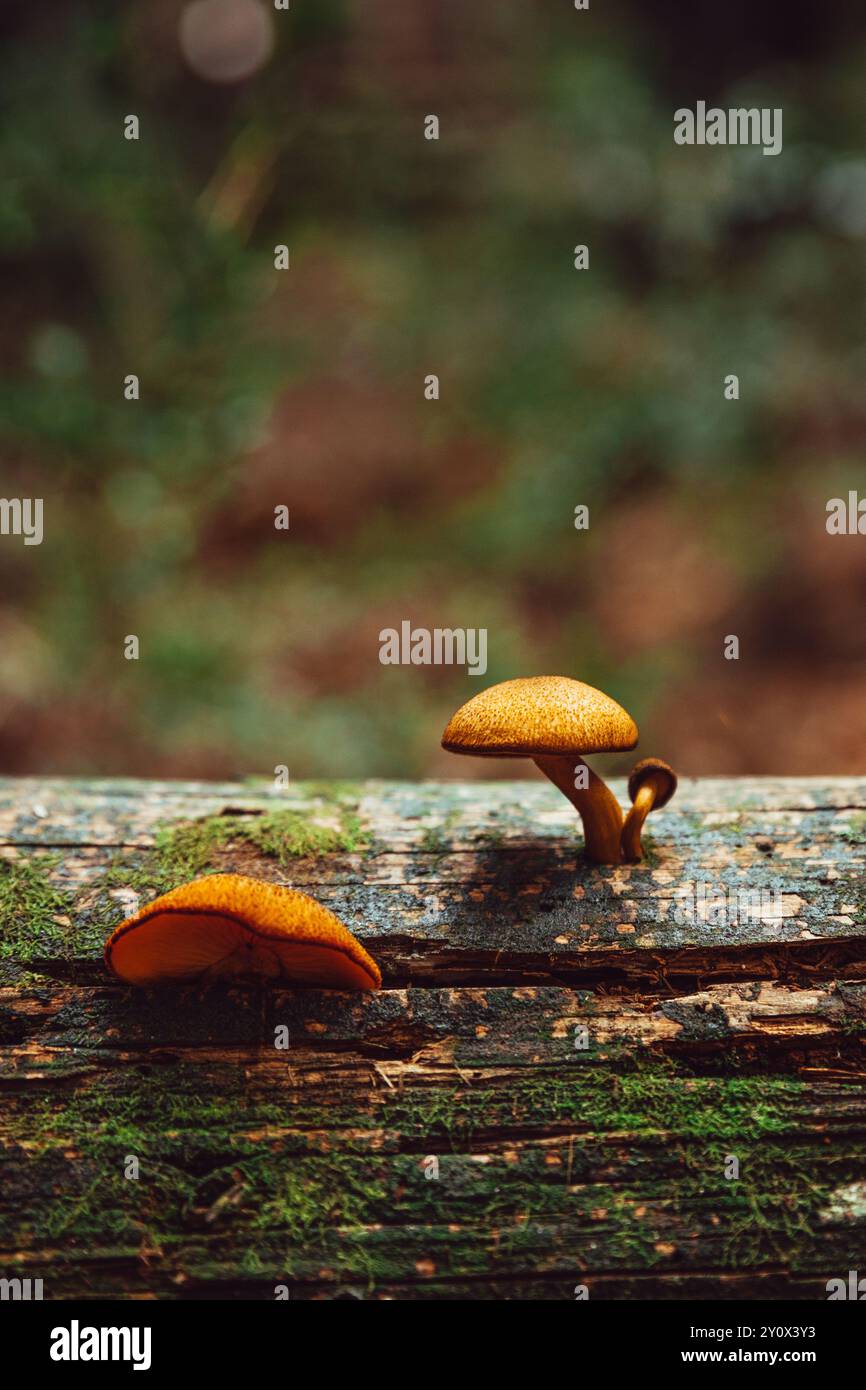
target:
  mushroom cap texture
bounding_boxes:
[104,873,381,990]
[627,757,678,808]
[441,676,638,758]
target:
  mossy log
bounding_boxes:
[1,776,865,1299]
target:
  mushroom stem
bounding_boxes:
[621,783,657,862]
[621,760,677,862]
[533,754,624,864]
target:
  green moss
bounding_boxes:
[635,835,661,868]
[420,809,460,855]
[0,788,372,966]
[153,793,370,873]
[242,806,368,862]
[0,854,73,962]
[381,1056,803,1146]
[138,805,367,885]
[88,792,371,934]
[12,1056,852,1278]
[471,827,505,850]
[24,1054,805,1163]
[843,813,866,845]
[251,1156,392,1245]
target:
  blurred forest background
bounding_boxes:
[1,0,865,782]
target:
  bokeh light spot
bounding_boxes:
[29,323,88,378]
[179,0,275,85]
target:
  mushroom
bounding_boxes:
[441,675,638,864]
[104,873,381,990]
[621,758,678,863]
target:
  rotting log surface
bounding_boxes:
[1,776,865,1300]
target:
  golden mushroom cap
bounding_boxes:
[441,676,638,758]
[627,757,678,808]
[104,873,381,990]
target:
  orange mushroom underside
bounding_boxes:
[104,875,381,990]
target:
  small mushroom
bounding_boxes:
[621,758,678,863]
[441,676,638,864]
[104,873,381,990]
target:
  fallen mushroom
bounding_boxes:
[104,873,381,990]
[441,675,637,864]
[621,758,678,863]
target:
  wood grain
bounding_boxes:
[1,777,864,1299]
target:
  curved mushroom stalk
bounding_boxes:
[621,785,657,863]
[533,754,624,865]
[621,758,678,863]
